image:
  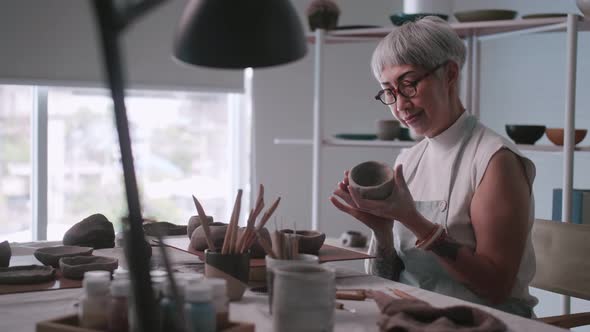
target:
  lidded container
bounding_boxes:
[79,271,111,330]
[108,279,130,332]
[184,283,215,332]
[204,277,229,327]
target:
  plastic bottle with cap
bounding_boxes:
[159,277,186,332]
[204,278,229,328]
[184,283,215,332]
[108,279,130,332]
[79,274,111,330]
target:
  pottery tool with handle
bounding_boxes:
[191,195,215,251]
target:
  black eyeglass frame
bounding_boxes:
[374,62,447,105]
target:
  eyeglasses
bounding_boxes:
[374,62,446,105]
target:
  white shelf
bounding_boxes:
[307,17,590,44]
[275,138,590,152]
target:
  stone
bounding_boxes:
[0,241,11,268]
[63,213,115,249]
[34,246,94,268]
[143,221,187,237]
[0,265,55,284]
[190,222,227,252]
[59,255,119,279]
[187,215,214,239]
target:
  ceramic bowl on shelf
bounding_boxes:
[545,128,587,146]
[376,119,401,140]
[454,9,517,22]
[577,0,590,16]
[389,13,448,26]
[505,125,546,145]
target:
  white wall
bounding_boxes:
[253,0,590,324]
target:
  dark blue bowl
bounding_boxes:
[389,13,449,26]
[505,125,546,145]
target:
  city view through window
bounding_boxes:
[0,85,250,241]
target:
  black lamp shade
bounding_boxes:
[174,0,307,69]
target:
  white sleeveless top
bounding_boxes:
[367,112,538,313]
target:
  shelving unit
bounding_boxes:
[274,15,588,314]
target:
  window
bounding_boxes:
[0,82,251,241]
[0,86,33,242]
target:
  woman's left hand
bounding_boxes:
[348,164,418,224]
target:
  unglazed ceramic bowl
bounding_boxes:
[34,246,94,268]
[278,229,326,255]
[348,161,394,200]
[376,119,401,141]
[545,128,587,146]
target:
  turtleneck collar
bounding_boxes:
[426,111,471,149]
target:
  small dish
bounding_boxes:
[278,230,326,255]
[545,128,587,146]
[454,9,517,22]
[59,256,119,279]
[333,133,377,140]
[34,246,94,268]
[390,13,448,26]
[0,265,56,284]
[505,125,546,145]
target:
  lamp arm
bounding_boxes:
[92,2,174,332]
[117,0,168,31]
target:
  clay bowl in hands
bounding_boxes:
[505,125,546,145]
[348,161,394,200]
[545,128,587,146]
[59,255,119,279]
[34,246,93,268]
[279,229,326,255]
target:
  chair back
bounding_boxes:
[531,219,590,300]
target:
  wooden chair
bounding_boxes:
[531,219,590,328]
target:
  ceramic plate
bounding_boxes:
[522,13,567,19]
[333,133,377,140]
[454,9,517,22]
[0,265,55,284]
[390,13,448,26]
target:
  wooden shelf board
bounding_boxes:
[274,138,590,152]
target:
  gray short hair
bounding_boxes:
[371,16,466,80]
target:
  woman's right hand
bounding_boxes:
[330,170,394,236]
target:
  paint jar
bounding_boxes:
[79,272,111,330]
[159,277,186,332]
[184,283,216,332]
[108,279,130,332]
[204,278,229,329]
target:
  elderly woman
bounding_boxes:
[330,16,537,317]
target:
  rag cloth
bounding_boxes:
[370,290,507,332]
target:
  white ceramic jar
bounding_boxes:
[272,264,335,332]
